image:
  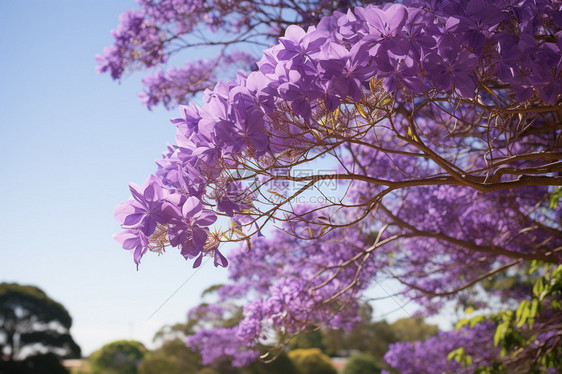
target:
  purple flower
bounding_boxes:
[278,71,323,119]
[384,322,499,373]
[318,42,371,105]
[216,181,247,217]
[364,4,410,58]
[278,25,327,63]
[114,175,168,236]
[214,248,229,267]
[454,0,504,55]
[166,196,217,259]
[113,229,148,269]
[215,104,269,154]
[424,35,478,97]
[171,103,203,138]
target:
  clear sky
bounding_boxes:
[0,0,421,356]
[0,0,232,355]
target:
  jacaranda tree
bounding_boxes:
[107,0,562,372]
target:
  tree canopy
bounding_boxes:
[108,0,562,371]
[138,338,201,374]
[89,340,147,374]
[288,349,337,374]
[0,283,80,362]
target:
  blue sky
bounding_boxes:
[0,0,230,355]
[0,0,420,356]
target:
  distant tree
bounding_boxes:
[321,304,396,358]
[343,353,382,374]
[196,368,219,374]
[322,320,395,359]
[138,338,201,374]
[89,340,146,374]
[288,349,337,374]
[0,283,80,362]
[288,329,326,352]
[321,305,437,359]
[0,352,70,374]
[241,350,301,374]
[389,317,438,343]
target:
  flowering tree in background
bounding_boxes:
[108,0,562,372]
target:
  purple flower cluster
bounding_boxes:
[384,322,498,374]
[138,52,256,110]
[96,9,166,80]
[186,221,372,365]
[268,0,561,104]
[114,0,561,274]
[114,175,224,269]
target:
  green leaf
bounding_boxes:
[456,318,469,330]
[470,315,486,328]
[515,300,529,328]
[529,299,539,328]
[447,347,463,362]
[528,260,542,275]
[549,186,561,208]
[494,322,509,347]
[533,277,545,297]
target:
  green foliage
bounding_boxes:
[472,361,505,374]
[0,283,81,361]
[549,186,561,209]
[288,348,337,374]
[288,329,326,352]
[343,353,382,374]
[138,338,201,374]
[322,320,395,358]
[322,304,398,358]
[240,351,301,374]
[447,347,473,367]
[322,314,437,361]
[494,264,561,355]
[197,368,220,374]
[89,340,146,374]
